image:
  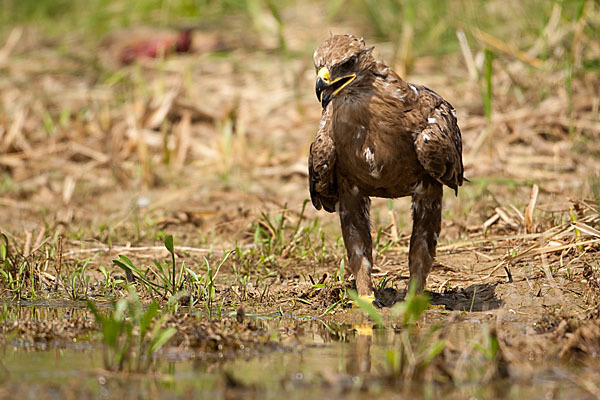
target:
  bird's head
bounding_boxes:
[313,34,375,109]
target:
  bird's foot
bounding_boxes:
[349,294,384,309]
[372,297,385,309]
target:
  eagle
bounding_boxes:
[308,34,463,305]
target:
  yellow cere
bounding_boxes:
[317,66,356,97]
[317,67,330,83]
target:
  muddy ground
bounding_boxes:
[1,1,600,398]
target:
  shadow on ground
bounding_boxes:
[375,282,503,311]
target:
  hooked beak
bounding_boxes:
[315,67,356,109]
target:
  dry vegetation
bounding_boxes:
[1,0,600,398]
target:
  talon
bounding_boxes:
[360,294,376,303]
[372,298,385,309]
[349,295,378,309]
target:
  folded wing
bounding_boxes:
[414,98,464,195]
[308,105,338,212]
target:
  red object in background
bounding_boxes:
[119,29,193,65]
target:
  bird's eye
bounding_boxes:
[340,56,356,70]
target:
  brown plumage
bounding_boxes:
[309,35,463,303]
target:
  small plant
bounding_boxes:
[376,274,393,291]
[252,200,326,263]
[98,265,125,295]
[184,250,233,315]
[0,233,49,300]
[0,303,13,323]
[392,284,431,327]
[374,227,396,255]
[64,258,92,300]
[231,246,251,302]
[113,235,185,299]
[87,287,176,372]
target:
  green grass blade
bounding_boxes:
[347,290,383,328]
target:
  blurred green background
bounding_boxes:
[1,0,597,66]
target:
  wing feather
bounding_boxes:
[308,105,338,212]
[414,99,464,194]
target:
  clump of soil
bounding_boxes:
[556,303,600,362]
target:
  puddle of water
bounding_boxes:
[0,305,596,399]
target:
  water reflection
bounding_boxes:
[1,301,90,321]
[347,324,373,375]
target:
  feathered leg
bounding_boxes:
[338,181,374,297]
[408,179,443,293]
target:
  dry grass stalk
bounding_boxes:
[527,3,562,59]
[483,213,500,232]
[174,111,192,170]
[62,176,76,204]
[127,104,153,187]
[524,184,539,233]
[63,244,244,257]
[389,209,399,242]
[23,230,32,258]
[33,229,45,250]
[456,29,478,81]
[69,142,110,164]
[508,204,524,225]
[2,107,26,152]
[494,207,520,230]
[54,235,63,292]
[0,27,23,66]
[472,28,542,68]
[572,222,600,238]
[145,88,179,129]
